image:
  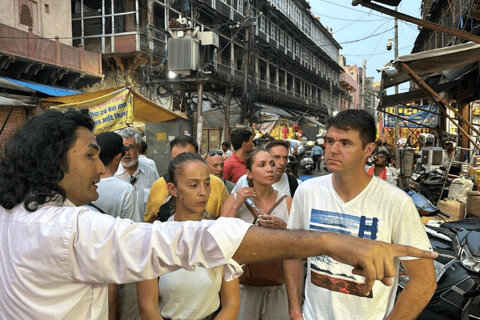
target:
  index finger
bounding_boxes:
[390,244,437,259]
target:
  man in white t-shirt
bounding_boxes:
[284,109,436,320]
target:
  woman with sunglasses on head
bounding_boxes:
[220,148,292,320]
[137,153,240,320]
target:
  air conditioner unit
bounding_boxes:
[419,133,435,146]
[421,147,444,165]
[197,31,219,47]
[167,38,200,74]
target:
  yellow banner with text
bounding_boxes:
[52,88,134,134]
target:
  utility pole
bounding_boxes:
[362,59,366,110]
[394,7,401,185]
[196,82,204,154]
[241,2,251,124]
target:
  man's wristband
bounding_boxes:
[290,313,302,319]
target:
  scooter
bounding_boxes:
[403,190,480,319]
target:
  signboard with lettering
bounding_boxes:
[384,105,438,128]
[52,88,134,134]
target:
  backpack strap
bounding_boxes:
[286,174,298,197]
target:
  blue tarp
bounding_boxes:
[0,77,82,97]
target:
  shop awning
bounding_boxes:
[382,42,480,89]
[255,103,299,120]
[0,76,82,96]
[380,42,480,152]
[0,93,39,107]
[377,80,459,109]
[304,116,325,128]
[43,86,185,135]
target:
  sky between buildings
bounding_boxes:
[310,0,421,94]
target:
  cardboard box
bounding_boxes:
[437,199,466,221]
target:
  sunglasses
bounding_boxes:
[206,151,223,158]
[130,176,137,185]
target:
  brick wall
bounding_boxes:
[0,107,26,153]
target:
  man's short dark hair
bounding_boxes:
[377,150,391,163]
[230,129,253,151]
[141,141,148,154]
[326,109,376,148]
[0,108,95,211]
[265,139,290,153]
[170,135,199,154]
[222,141,230,148]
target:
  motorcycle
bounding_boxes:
[410,164,451,205]
[416,218,480,320]
[299,154,315,174]
[400,188,480,319]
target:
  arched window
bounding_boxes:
[20,4,33,27]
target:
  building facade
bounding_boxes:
[0,0,103,151]
[71,0,343,123]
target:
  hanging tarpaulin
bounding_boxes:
[51,88,134,134]
[384,104,438,128]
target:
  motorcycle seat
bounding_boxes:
[441,218,480,231]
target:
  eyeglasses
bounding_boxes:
[130,176,137,185]
[206,151,223,158]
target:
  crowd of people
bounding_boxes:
[0,108,439,320]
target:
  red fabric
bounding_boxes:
[223,153,247,184]
[367,167,387,180]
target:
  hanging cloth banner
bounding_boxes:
[52,88,134,134]
[384,104,438,128]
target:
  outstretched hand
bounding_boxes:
[325,233,437,296]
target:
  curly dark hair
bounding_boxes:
[0,108,94,211]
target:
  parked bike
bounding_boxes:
[401,188,480,319]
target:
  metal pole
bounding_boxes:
[241,2,250,124]
[394,7,401,185]
[362,59,366,110]
[196,82,204,154]
[225,87,232,141]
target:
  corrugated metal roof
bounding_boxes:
[0,78,36,92]
[0,77,82,96]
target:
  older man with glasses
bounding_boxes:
[115,128,159,221]
[205,151,235,194]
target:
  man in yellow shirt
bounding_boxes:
[145,136,229,222]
